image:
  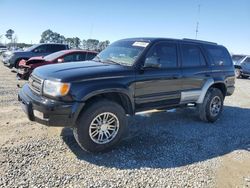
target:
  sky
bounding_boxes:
[0,0,249,54]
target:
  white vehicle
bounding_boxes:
[0,45,7,54]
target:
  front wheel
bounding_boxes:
[198,88,224,123]
[73,99,127,152]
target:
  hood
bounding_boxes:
[26,56,45,65]
[33,60,134,82]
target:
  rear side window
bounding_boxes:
[181,44,206,67]
[243,57,250,64]
[205,46,232,66]
[78,53,96,61]
[63,54,76,62]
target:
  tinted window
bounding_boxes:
[48,45,66,53]
[243,57,250,64]
[205,46,232,66]
[146,42,177,68]
[34,45,48,53]
[63,54,76,62]
[232,55,245,63]
[181,44,206,67]
[78,53,95,61]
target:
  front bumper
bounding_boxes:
[18,84,84,127]
[2,57,14,67]
[16,67,31,80]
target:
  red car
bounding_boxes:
[17,50,98,80]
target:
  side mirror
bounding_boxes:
[144,57,161,68]
[57,58,64,63]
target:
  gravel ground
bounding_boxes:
[0,61,249,188]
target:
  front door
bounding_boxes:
[134,41,182,111]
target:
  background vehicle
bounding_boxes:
[0,45,7,54]
[2,43,69,68]
[17,50,98,80]
[18,38,235,152]
[232,54,250,78]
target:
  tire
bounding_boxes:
[235,68,241,78]
[15,59,22,68]
[73,99,127,153]
[242,75,249,79]
[198,88,224,123]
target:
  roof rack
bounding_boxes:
[182,38,218,45]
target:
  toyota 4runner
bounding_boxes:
[18,38,235,152]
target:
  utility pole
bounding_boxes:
[195,4,201,39]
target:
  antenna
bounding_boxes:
[195,4,201,39]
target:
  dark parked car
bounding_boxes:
[18,38,235,152]
[232,55,250,78]
[17,50,98,80]
[3,43,69,68]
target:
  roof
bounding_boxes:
[59,49,98,54]
[119,37,219,46]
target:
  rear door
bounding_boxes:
[134,41,183,110]
[180,43,210,103]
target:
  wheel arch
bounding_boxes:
[74,89,134,124]
[197,79,227,103]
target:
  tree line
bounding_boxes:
[1,29,110,51]
[40,29,110,51]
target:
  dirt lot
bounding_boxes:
[0,61,249,187]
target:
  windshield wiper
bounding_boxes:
[105,58,121,65]
[105,59,129,66]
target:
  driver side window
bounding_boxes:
[146,42,177,68]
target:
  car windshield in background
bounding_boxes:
[232,55,245,63]
[94,40,150,66]
[44,51,65,61]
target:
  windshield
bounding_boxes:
[24,44,40,51]
[94,40,150,66]
[232,55,245,63]
[44,51,65,61]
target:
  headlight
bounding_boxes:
[43,80,70,97]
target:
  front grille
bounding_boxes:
[29,74,43,94]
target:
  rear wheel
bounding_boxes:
[198,88,224,123]
[242,75,249,79]
[235,68,241,78]
[73,99,127,152]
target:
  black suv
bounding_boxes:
[3,43,69,68]
[18,38,235,152]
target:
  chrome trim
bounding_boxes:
[29,74,43,95]
[180,90,201,104]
